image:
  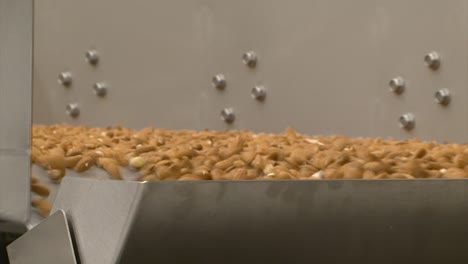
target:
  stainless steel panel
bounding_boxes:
[0,153,30,227]
[0,0,33,224]
[7,210,77,264]
[51,177,144,264]
[51,177,468,263]
[375,1,468,142]
[25,164,142,229]
[33,0,468,142]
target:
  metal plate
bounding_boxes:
[26,164,142,229]
[7,210,77,264]
[0,0,33,224]
[0,153,30,226]
[51,177,144,264]
[33,0,468,142]
[51,177,468,263]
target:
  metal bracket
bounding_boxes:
[7,210,78,264]
[0,0,33,226]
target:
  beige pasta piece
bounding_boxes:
[75,156,95,173]
[179,174,203,181]
[251,155,266,171]
[32,196,52,218]
[193,166,212,180]
[324,168,342,179]
[342,167,362,179]
[214,158,234,171]
[211,168,225,181]
[48,169,66,181]
[134,145,156,155]
[98,158,122,180]
[129,156,147,169]
[224,168,248,180]
[363,162,390,174]
[363,170,376,179]
[414,148,428,159]
[240,151,256,165]
[64,155,83,169]
[66,147,83,157]
[31,183,50,197]
[31,174,39,184]
[388,173,414,179]
[443,168,467,179]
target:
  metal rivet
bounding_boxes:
[66,103,80,118]
[251,85,267,101]
[93,82,108,97]
[242,51,258,68]
[221,108,235,123]
[399,113,415,130]
[86,50,99,65]
[389,77,405,94]
[58,72,72,86]
[212,74,227,89]
[434,88,451,106]
[424,51,441,70]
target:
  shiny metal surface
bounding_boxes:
[0,0,32,225]
[242,50,258,68]
[424,51,441,70]
[212,74,227,90]
[389,76,405,95]
[7,210,77,264]
[85,50,99,65]
[58,71,73,87]
[434,88,451,106]
[48,177,468,263]
[221,108,235,123]
[93,82,108,97]
[33,0,468,142]
[66,103,80,118]
[399,113,415,130]
[51,177,143,264]
[251,85,266,101]
[0,154,31,229]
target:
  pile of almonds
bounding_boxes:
[30,124,468,216]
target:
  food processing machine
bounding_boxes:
[4,0,468,263]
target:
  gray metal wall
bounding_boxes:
[0,0,32,226]
[33,0,468,142]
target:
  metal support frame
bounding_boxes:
[7,210,77,264]
[0,0,33,228]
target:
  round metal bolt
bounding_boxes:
[212,74,227,89]
[399,113,415,130]
[242,51,258,68]
[434,88,451,106]
[58,72,72,86]
[221,108,235,123]
[66,103,80,118]
[424,51,441,70]
[86,50,100,65]
[389,77,406,94]
[251,85,267,101]
[93,82,108,97]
